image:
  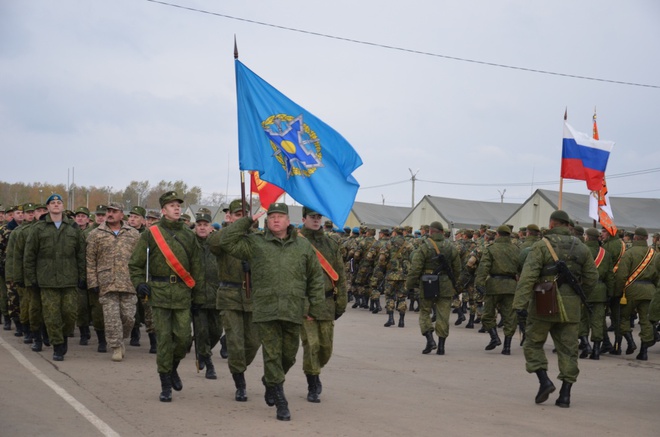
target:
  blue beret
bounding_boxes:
[352,227,360,233]
[46,193,63,204]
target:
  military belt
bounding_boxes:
[151,275,182,284]
[218,281,243,288]
[490,274,516,280]
[424,270,447,275]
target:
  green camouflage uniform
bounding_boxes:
[352,234,376,306]
[208,226,260,375]
[193,233,222,359]
[24,214,86,347]
[457,237,477,314]
[299,226,347,376]
[379,234,414,314]
[13,218,44,335]
[129,218,204,374]
[80,225,104,332]
[368,236,390,303]
[6,221,31,327]
[579,241,613,342]
[342,234,360,300]
[513,227,598,384]
[217,216,325,386]
[406,233,461,339]
[475,235,521,338]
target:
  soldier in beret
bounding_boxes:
[72,206,93,345]
[129,191,204,402]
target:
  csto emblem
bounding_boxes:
[262,114,324,178]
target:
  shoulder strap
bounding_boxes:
[150,225,196,288]
[542,237,559,262]
[624,247,655,290]
[427,238,441,255]
[298,232,339,283]
[594,247,606,268]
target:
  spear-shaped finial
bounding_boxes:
[234,35,239,59]
[564,107,568,121]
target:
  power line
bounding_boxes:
[144,0,659,90]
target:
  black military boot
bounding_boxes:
[485,328,502,350]
[589,341,601,360]
[171,360,183,391]
[42,326,50,346]
[398,312,405,328]
[360,296,369,309]
[413,298,420,312]
[95,330,107,353]
[369,298,375,312]
[316,375,322,395]
[610,334,622,355]
[52,343,64,361]
[204,356,217,380]
[534,369,556,404]
[159,373,173,402]
[454,307,466,326]
[148,333,157,354]
[436,337,446,355]
[14,319,23,337]
[465,313,475,329]
[501,336,512,355]
[579,336,592,359]
[623,332,637,355]
[220,334,228,358]
[555,381,572,408]
[274,384,291,421]
[3,316,10,330]
[497,316,504,328]
[262,376,276,407]
[79,326,89,346]
[232,373,248,402]
[62,337,69,355]
[422,330,437,354]
[375,299,382,313]
[31,330,43,352]
[197,353,205,370]
[636,342,650,361]
[351,295,360,309]
[600,334,613,354]
[306,374,320,403]
[347,292,354,302]
[130,326,141,346]
[384,311,395,327]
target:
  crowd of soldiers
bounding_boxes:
[2,198,660,415]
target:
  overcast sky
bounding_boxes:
[2,0,659,208]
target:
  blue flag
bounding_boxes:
[235,60,362,227]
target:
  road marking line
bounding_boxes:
[0,336,121,437]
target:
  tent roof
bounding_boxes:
[351,201,411,229]
[419,195,520,229]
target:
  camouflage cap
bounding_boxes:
[159,191,184,208]
[0,204,4,212]
[549,210,570,224]
[267,203,288,215]
[220,203,230,213]
[527,224,540,232]
[129,206,146,218]
[519,226,527,232]
[95,204,108,214]
[302,206,321,217]
[421,224,430,231]
[324,220,333,228]
[429,221,444,231]
[653,232,660,239]
[181,213,191,221]
[35,203,47,210]
[5,205,15,213]
[198,207,212,215]
[573,225,584,235]
[380,228,391,235]
[634,227,649,238]
[225,199,243,214]
[146,210,161,220]
[585,227,600,238]
[624,231,634,238]
[107,202,124,211]
[195,212,212,223]
[496,224,511,235]
[568,219,575,227]
[74,206,91,217]
[23,202,36,212]
[46,194,63,204]
[15,204,24,211]
[405,226,413,233]
[480,224,489,230]
[485,229,496,237]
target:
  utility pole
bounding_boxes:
[381,194,385,205]
[497,189,506,204]
[409,168,419,208]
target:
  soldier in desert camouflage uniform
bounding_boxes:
[86,202,140,362]
[380,227,414,328]
[352,228,377,311]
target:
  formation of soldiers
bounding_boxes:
[2,198,660,414]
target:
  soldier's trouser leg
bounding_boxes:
[0,278,8,318]
[99,293,137,349]
[7,283,20,321]
[579,305,590,337]
[481,295,497,330]
[223,309,260,374]
[419,296,434,334]
[500,295,516,338]
[28,287,44,331]
[624,299,653,343]
[143,301,155,334]
[42,288,78,346]
[394,281,407,314]
[523,317,551,374]
[549,322,579,384]
[89,290,105,332]
[153,307,191,374]
[193,308,221,358]
[383,281,396,312]
[256,321,300,386]
[301,319,334,375]
[433,297,452,339]
[77,286,90,328]
[589,302,606,342]
[17,286,30,325]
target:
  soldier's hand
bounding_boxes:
[136,283,151,299]
[89,286,100,294]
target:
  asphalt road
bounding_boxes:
[1,305,658,437]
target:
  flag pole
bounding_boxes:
[559,108,567,209]
[592,107,598,227]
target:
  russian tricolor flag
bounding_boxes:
[561,122,615,191]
